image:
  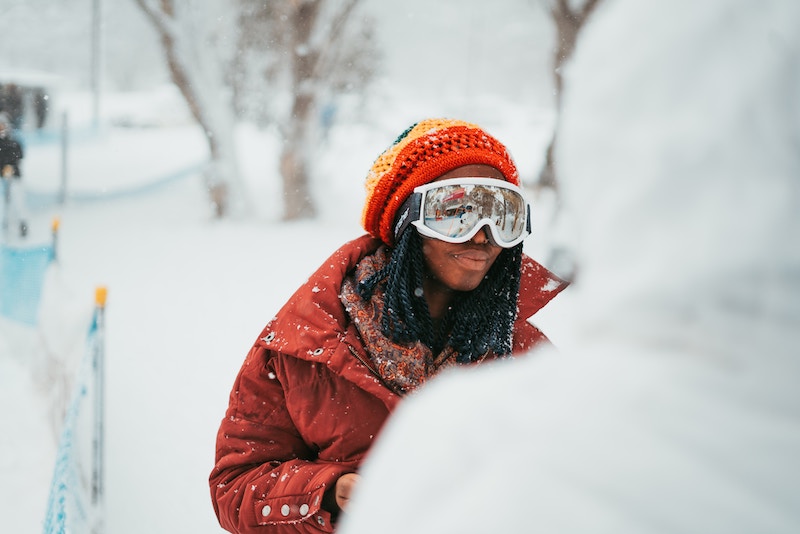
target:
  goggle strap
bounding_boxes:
[393,192,422,241]
[526,203,532,235]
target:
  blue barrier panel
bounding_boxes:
[42,313,100,534]
[0,243,54,325]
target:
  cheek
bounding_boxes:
[421,245,439,269]
[421,241,450,275]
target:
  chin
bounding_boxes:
[448,276,487,292]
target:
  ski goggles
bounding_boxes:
[393,177,531,248]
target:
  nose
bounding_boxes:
[469,225,491,244]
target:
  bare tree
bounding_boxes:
[236,0,378,220]
[134,0,245,217]
[537,0,602,192]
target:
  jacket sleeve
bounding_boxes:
[210,344,353,533]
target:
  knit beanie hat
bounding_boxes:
[362,118,520,246]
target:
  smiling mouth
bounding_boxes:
[452,250,492,268]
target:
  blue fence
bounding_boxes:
[41,353,92,534]
[10,125,195,532]
[42,299,105,534]
[0,242,54,325]
[0,216,107,533]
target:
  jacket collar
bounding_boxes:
[518,255,569,320]
[259,233,565,404]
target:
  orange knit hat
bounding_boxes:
[362,118,520,246]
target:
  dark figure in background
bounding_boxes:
[1,84,25,130]
[0,112,27,238]
[33,88,48,130]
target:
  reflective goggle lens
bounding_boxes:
[394,178,530,248]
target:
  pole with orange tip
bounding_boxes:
[91,285,107,534]
[51,217,60,262]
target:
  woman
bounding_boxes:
[209,118,567,533]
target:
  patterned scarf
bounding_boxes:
[340,246,462,395]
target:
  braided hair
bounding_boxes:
[357,229,523,362]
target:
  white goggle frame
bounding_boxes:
[393,177,531,248]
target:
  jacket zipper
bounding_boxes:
[346,343,406,397]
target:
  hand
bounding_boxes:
[335,473,361,511]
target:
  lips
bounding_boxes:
[452,249,492,269]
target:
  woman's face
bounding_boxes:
[420,164,505,294]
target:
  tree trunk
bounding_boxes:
[280,94,316,219]
[280,1,321,220]
[160,34,229,216]
[134,0,243,218]
[538,0,602,192]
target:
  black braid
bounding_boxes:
[358,230,432,343]
[448,243,523,361]
[358,230,523,361]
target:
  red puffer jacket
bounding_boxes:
[210,234,566,533]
